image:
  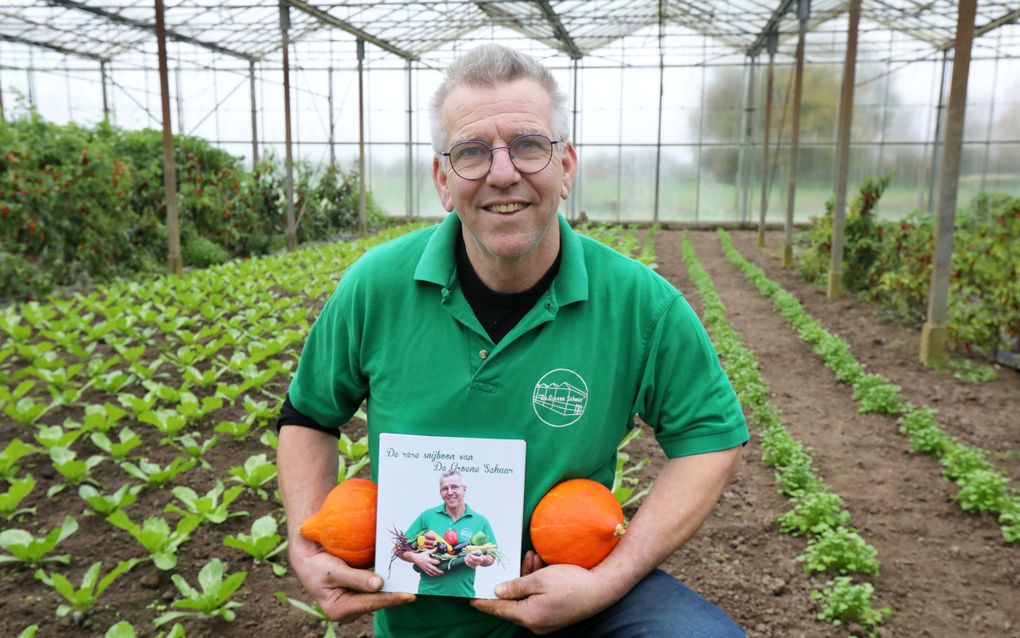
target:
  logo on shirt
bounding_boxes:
[532,368,588,427]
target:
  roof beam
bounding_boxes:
[286,0,419,61]
[0,33,109,62]
[748,0,796,55]
[938,5,1020,51]
[47,0,254,62]
[534,0,582,59]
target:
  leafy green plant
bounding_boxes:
[940,443,992,480]
[228,453,277,500]
[798,526,880,575]
[153,558,247,626]
[174,434,218,469]
[851,373,907,415]
[954,470,1011,514]
[90,426,142,460]
[777,490,851,536]
[35,558,140,621]
[35,424,83,450]
[897,408,951,456]
[83,403,129,435]
[120,456,196,488]
[47,447,105,497]
[0,515,78,566]
[611,428,652,508]
[79,483,143,517]
[165,481,247,525]
[0,476,37,520]
[812,576,891,630]
[1,438,38,480]
[106,511,200,570]
[274,592,337,638]
[223,514,288,576]
[214,419,253,440]
[942,358,998,383]
[138,409,189,442]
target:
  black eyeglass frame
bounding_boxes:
[440,133,562,181]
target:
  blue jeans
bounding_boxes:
[514,569,745,637]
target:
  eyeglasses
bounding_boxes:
[439,484,465,493]
[441,134,560,181]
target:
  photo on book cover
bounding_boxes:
[374,432,526,599]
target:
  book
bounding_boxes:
[374,432,526,599]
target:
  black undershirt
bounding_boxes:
[277,234,561,432]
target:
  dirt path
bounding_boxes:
[727,230,1020,482]
[666,230,1020,638]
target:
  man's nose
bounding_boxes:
[486,146,520,186]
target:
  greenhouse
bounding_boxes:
[1,1,1019,637]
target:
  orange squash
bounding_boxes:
[529,478,627,569]
[300,478,377,568]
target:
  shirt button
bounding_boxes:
[479,349,489,360]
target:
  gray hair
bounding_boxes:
[439,470,462,483]
[430,44,570,152]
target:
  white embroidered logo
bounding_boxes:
[532,368,588,427]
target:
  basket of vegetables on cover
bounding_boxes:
[390,528,505,575]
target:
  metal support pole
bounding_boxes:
[921,0,977,367]
[783,0,810,268]
[100,60,110,120]
[328,65,336,165]
[27,48,36,108]
[737,54,756,223]
[249,61,259,167]
[280,0,298,251]
[155,0,182,274]
[406,60,414,218]
[357,39,367,236]
[570,57,579,220]
[927,50,949,213]
[174,64,184,135]
[653,0,664,222]
[827,0,861,299]
[979,31,1001,195]
[758,36,777,246]
[695,36,707,224]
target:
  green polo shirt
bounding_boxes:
[288,212,748,638]
[404,503,496,597]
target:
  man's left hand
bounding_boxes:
[471,564,616,635]
[464,550,495,569]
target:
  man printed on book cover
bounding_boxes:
[400,471,496,597]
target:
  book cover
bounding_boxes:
[374,433,526,599]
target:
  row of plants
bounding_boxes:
[680,232,890,633]
[797,176,1020,358]
[719,229,1020,543]
[1,225,421,636]
[0,110,388,302]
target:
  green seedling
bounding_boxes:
[153,558,247,626]
[214,383,247,404]
[35,424,84,450]
[90,427,143,460]
[106,511,200,570]
[214,419,253,440]
[47,447,105,497]
[138,409,189,442]
[17,624,39,638]
[260,430,279,451]
[778,490,852,536]
[5,394,57,425]
[93,370,134,394]
[83,402,129,434]
[35,558,140,621]
[165,481,247,525]
[117,393,157,420]
[0,515,78,566]
[798,526,879,575]
[182,365,226,388]
[177,393,223,420]
[812,577,890,630]
[1,476,37,520]
[228,453,277,500]
[954,470,1011,514]
[1,438,39,480]
[79,483,143,517]
[274,592,337,638]
[223,514,288,576]
[242,396,275,426]
[175,434,218,469]
[120,456,196,488]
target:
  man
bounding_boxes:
[277,44,748,637]
[400,470,497,597]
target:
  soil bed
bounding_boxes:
[2,229,1017,638]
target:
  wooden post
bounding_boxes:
[757,33,777,247]
[280,0,298,251]
[249,61,259,167]
[357,39,367,236]
[827,0,861,299]
[739,54,757,223]
[783,0,809,268]
[154,0,182,274]
[921,0,977,367]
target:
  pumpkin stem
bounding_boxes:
[613,523,627,538]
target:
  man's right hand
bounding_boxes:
[405,550,444,576]
[291,535,415,623]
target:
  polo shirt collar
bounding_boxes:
[413,212,589,307]
[433,501,477,520]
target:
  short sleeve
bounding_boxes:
[287,273,370,432]
[633,295,748,458]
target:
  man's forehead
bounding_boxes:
[441,78,553,139]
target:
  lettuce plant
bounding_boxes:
[90,427,143,460]
[223,514,287,576]
[1,476,37,520]
[35,558,140,621]
[153,558,246,626]
[0,516,78,566]
[106,511,200,570]
[228,453,277,500]
[164,481,247,525]
[120,456,196,488]
[79,483,143,517]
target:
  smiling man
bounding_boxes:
[277,44,748,638]
[399,471,497,598]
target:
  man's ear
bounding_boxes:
[559,141,578,200]
[433,155,455,212]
